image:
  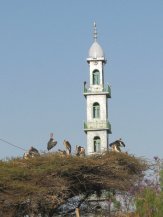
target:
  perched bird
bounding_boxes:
[76,145,81,156]
[23,152,30,160]
[58,149,66,156]
[109,138,126,152]
[23,146,40,159]
[76,145,85,157]
[63,140,71,155]
[47,133,57,151]
[29,146,40,155]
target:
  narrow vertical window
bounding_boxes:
[93,102,100,118]
[94,136,101,152]
[92,70,100,85]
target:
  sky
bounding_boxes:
[0,0,163,160]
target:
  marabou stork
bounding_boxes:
[109,138,126,152]
[76,145,85,157]
[63,140,71,155]
[47,133,57,151]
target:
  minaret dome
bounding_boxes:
[89,41,105,58]
[88,22,105,59]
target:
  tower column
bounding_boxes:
[84,23,111,155]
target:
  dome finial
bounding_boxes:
[93,22,97,41]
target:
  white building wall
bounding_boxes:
[89,61,104,90]
[87,130,108,155]
[86,94,108,122]
[84,35,111,155]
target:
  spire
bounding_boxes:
[93,22,97,41]
[88,22,105,60]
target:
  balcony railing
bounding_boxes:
[84,120,111,133]
[84,84,111,98]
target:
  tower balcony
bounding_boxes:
[83,84,111,98]
[84,120,112,134]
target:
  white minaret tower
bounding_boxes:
[84,22,111,155]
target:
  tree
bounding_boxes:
[0,152,147,217]
[135,157,163,217]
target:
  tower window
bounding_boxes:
[92,70,100,85]
[94,136,101,152]
[93,102,100,118]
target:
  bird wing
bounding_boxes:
[65,141,71,149]
[30,147,39,153]
[120,141,126,147]
[109,142,115,147]
[47,138,57,151]
[65,141,71,154]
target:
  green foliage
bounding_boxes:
[0,152,147,217]
[160,165,163,191]
[135,188,163,217]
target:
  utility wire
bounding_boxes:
[0,138,27,152]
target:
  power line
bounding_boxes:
[0,138,27,152]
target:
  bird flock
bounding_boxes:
[23,134,126,160]
[23,133,86,159]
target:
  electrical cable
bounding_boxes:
[0,138,27,152]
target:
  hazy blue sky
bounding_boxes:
[0,1,163,159]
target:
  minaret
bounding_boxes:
[84,22,111,155]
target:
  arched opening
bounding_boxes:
[94,136,101,152]
[93,102,100,118]
[92,70,100,85]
